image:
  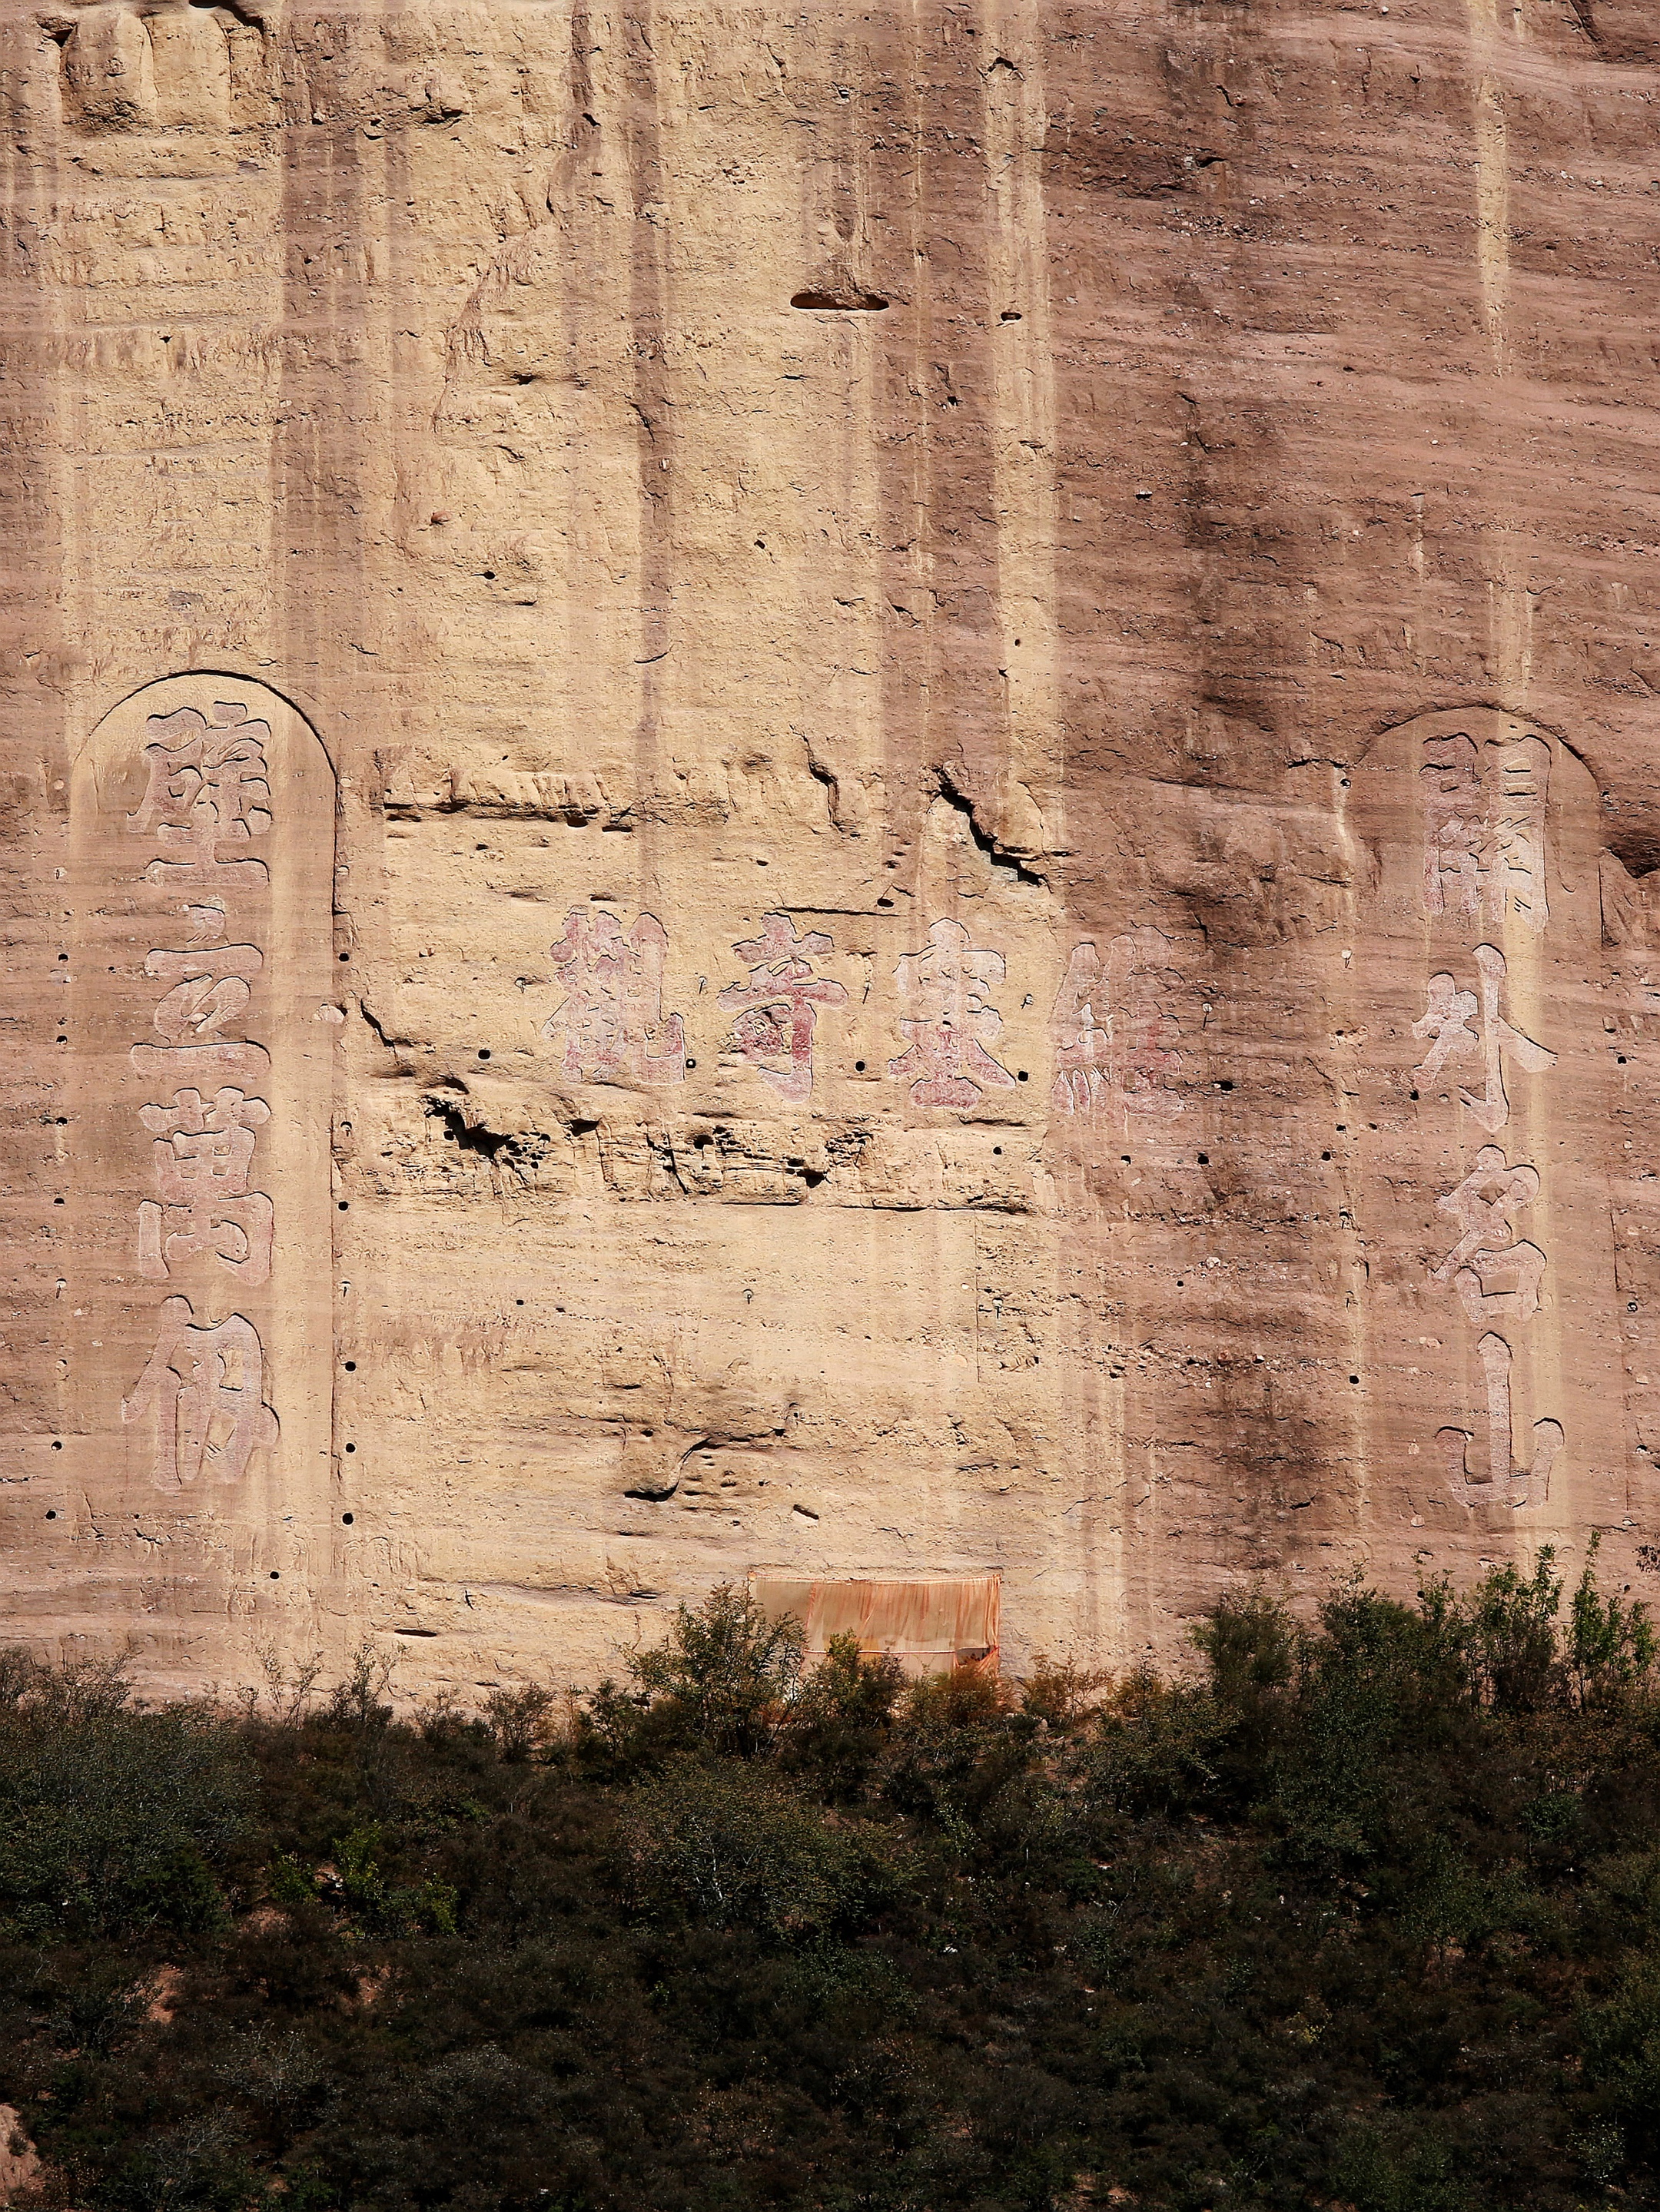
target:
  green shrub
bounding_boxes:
[1582,1944,1660,2145]
[0,1663,250,1938]
[615,1755,879,1941]
[879,1660,1029,1833]
[579,1584,807,1770]
[1074,1672,1230,1823]
[780,1632,905,1796]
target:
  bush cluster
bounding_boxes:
[3,1550,1660,2210]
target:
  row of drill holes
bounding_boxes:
[47,1501,360,1527]
[460,1053,1052,1082]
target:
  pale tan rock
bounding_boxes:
[0,2108,42,2207]
[2,1,1658,1698]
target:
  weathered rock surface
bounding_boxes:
[2,0,1659,1696]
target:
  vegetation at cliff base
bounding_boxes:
[5,1548,1660,2210]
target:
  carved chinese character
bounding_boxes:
[1420,735,1484,921]
[1436,1332,1562,1508]
[137,1086,274,1285]
[719,914,848,1105]
[121,1295,278,1491]
[1487,736,1552,934]
[1051,928,1187,1121]
[1419,730,1550,935]
[1411,943,1555,1134]
[144,904,263,1040]
[888,918,1018,1109]
[1051,943,1110,1116]
[128,703,273,887]
[541,909,686,1086]
[1429,1143,1545,1323]
[130,905,270,1093]
[1112,927,1186,1119]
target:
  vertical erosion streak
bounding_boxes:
[624,0,674,839]
[1472,66,1509,375]
[1333,788,1372,1548]
[981,1,1058,855]
[0,28,70,1461]
[980,8,1120,1650]
[1467,0,1533,707]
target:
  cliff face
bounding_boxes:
[3,0,1659,1695]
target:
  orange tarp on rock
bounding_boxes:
[749,1574,1001,1676]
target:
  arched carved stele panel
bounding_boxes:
[64,678,337,1685]
[1348,710,1624,1555]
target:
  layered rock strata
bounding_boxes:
[2,0,1659,1693]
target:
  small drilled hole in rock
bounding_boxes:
[344,1359,357,1371]
[1001,308,1022,321]
[483,569,496,580]
[53,1197,63,1205]
[338,1200,349,1210]
[516,1297,525,1305]
[339,950,350,960]
[1322,1150,1332,1160]
[993,1146,1002,1155]
[1349,1375,1360,1385]
[45,1509,56,1519]
[1017,1070,1028,1082]
[51,1440,61,1451]
[342,1511,354,1524]
[686,1057,697,1069]
[1197,1153,1209,1165]
[1630,1302,1640,1313]
[477,1048,491,1060]
[855,1060,866,1072]
[1120,1156,1131,1165]
[1618,1055,1628,1064]
[876,896,894,908]
[56,952,67,962]
[1410,1089,1419,1099]
[345,1442,356,1454]
[1336,1124,1346,1133]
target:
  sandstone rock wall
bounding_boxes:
[3,0,1658,1696]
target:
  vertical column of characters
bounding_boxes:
[67,680,337,1650]
[118,705,280,1488]
[1410,729,1562,1506]
[1048,926,1200,1129]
